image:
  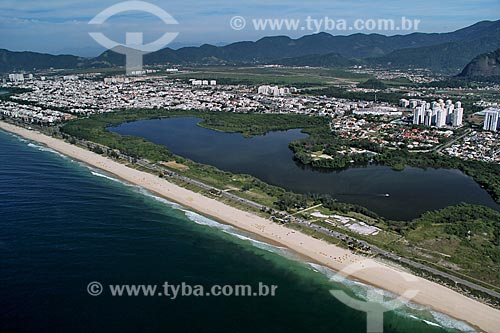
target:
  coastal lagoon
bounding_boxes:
[0,129,477,333]
[110,117,500,220]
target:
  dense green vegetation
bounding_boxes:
[62,111,174,162]
[420,78,484,89]
[198,112,328,137]
[275,192,382,220]
[309,86,402,104]
[289,124,375,169]
[292,148,371,169]
[62,108,327,139]
[404,204,500,284]
[415,204,500,245]
[357,78,387,90]
[0,49,85,73]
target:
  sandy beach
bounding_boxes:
[1,121,499,333]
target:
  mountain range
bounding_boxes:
[1,19,499,74]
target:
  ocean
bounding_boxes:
[0,129,476,333]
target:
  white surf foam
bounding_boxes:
[430,311,476,332]
[90,171,124,184]
[5,131,28,142]
[306,262,476,332]
[26,142,68,159]
[422,319,443,328]
[180,209,295,257]
[182,210,233,231]
[87,171,189,214]
[128,186,186,211]
[223,230,293,256]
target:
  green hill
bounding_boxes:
[458,48,500,80]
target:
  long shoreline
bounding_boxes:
[2,121,499,333]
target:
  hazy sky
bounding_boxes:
[1,0,498,56]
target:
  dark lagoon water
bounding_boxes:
[110,117,500,220]
[0,90,8,95]
[0,129,477,332]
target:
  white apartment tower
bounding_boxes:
[413,106,425,125]
[424,109,433,126]
[452,108,464,127]
[436,109,447,128]
[483,109,500,132]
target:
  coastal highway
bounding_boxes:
[75,137,500,302]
